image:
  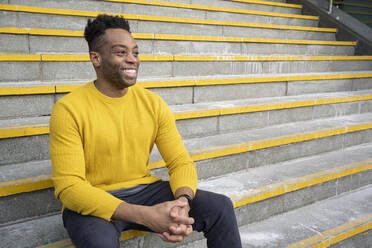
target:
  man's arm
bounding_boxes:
[50,102,123,221]
[154,97,198,242]
[155,98,198,197]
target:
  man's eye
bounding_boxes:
[133,52,139,57]
[116,50,126,56]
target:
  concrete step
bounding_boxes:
[0,4,337,40]
[2,54,372,82]
[2,89,372,164]
[3,0,318,27]
[1,72,371,118]
[6,0,304,15]
[2,142,371,247]
[1,113,372,224]
[182,185,372,248]
[0,27,355,55]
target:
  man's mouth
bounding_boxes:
[123,68,137,78]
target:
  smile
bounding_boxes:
[123,68,137,78]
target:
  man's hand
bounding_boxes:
[158,197,193,243]
[142,199,194,235]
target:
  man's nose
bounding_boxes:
[125,52,138,63]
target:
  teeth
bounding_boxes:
[125,69,136,73]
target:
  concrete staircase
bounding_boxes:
[0,0,372,247]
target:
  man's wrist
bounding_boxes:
[177,194,193,209]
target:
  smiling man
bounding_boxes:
[49,14,242,248]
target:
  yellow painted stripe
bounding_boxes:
[229,0,302,8]
[0,86,55,96]
[0,27,355,46]
[0,54,173,62]
[2,122,372,197]
[3,72,371,96]
[5,54,372,62]
[173,55,372,61]
[104,0,317,20]
[0,54,41,61]
[36,239,73,248]
[0,4,335,32]
[286,213,372,248]
[55,84,82,93]
[41,54,89,62]
[0,175,53,197]
[0,27,84,36]
[0,126,49,139]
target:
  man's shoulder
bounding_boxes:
[56,82,92,106]
[131,83,164,103]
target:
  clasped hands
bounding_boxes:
[149,199,194,243]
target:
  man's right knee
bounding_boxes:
[63,210,120,248]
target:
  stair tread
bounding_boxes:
[198,142,372,201]
[237,185,372,247]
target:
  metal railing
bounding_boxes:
[328,0,334,14]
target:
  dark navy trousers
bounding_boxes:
[62,181,242,248]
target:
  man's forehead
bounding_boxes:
[103,28,137,47]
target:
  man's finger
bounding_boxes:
[172,215,195,225]
[169,223,189,235]
[161,231,185,243]
[169,205,181,218]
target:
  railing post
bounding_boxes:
[328,0,333,14]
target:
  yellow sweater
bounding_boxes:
[50,82,197,221]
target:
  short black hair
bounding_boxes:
[84,14,131,52]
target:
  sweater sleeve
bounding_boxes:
[155,98,197,195]
[49,102,123,221]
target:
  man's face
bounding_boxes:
[96,28,140,89]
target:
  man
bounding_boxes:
[50,14,242,248]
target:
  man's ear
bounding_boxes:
[89,51,101,68]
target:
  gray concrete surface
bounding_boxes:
[0,0,372,247]
[237,185,372,247]
[3,59,370,83]
[5,34,355,56]
[2,142,371,247]
[0,0,317,27]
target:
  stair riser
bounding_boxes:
[2,60,370,82]
[0,188,60,225]
[0,11,333,40]
[0,34,354,56]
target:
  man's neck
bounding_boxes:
[94,79,128,98]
